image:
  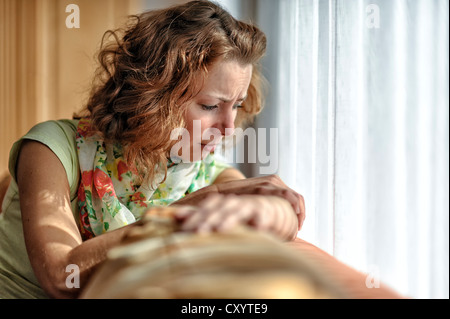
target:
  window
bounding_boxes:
[219,0,449,299]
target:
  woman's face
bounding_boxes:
[179,60,253,162]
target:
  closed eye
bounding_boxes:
[201,104,218,111]
[201,104,243,111]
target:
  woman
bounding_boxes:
[0,0,305,299]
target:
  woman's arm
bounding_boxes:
[17,140,135,298]
[213,167,246,183]
[169,168,245,207]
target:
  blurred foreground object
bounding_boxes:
[81,206,346,299]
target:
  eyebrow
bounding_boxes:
[206,95,248,103]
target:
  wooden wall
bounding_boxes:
[0,0,143,174]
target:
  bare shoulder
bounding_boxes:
[16,139,70,190]
[16,139,78,236]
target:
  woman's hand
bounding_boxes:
[173,172,306,231]
[173,193,299,241]
[214,174,306,231]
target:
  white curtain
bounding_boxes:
[219,0,449,299]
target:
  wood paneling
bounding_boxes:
[0,0,142,173]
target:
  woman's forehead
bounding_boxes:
[200,61,252,101]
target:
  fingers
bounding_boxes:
[217,206,254,232]
[297,194,306,230]
[197,195,243,233]
[173,193,222,221]
[255,186,300,215]
[172,188,305,238]
[214,175,305,230]
[270,196,299,240]
[176,194,241,233]
[175,194,268,234]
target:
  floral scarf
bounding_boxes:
[76,118,221,240]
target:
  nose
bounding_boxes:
[218,109,235,137]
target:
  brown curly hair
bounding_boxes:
[75,0,267,185]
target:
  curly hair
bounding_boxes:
[75,0,267,185]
